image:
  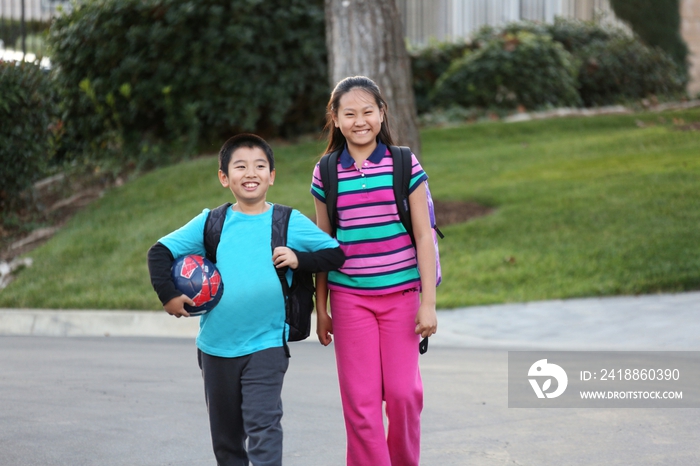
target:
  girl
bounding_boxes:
[310,76,437,466]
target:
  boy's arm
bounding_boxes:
[285,209,345,272]
[293,247,345,272]
[147,242,180,305]
[147,242,194,317]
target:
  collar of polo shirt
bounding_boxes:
[339,140,387,169]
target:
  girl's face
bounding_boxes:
[333,88,384,152]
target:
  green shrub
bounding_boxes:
[546,17,628,53]
[577,36,688,106]
[48,0,327,168]
[472,21,550,44]
[421,18,686,112]
[409,40,473,114]
[0,61,57,211]
[610,0,688,69]
[432,31,581,111]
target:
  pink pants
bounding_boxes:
[330,288,423,466]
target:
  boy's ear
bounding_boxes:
[269,169,276,185]
[218,169,229,187]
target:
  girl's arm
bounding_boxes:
[408,182,438,338]
[314,197,334,346]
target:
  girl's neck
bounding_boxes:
[347,139,378,166]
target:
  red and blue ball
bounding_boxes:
[170,255,224,316]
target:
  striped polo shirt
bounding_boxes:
[311,141,428,295]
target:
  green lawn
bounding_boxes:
[1,109,699,309]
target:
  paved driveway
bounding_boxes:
[1,336,698,466]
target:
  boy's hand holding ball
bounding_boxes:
[164,295,196,318]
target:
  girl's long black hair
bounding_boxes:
[322,76,395,156]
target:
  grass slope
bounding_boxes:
[1,110,699,309]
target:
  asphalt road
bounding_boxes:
[1,336,698,466]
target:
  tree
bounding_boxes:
[325,0,421,156]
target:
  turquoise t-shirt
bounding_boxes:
[159,203,338,358]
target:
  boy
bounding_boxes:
[147,133,344,466]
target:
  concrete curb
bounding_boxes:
[0,309,322,341]
[2,291,699,351]
[0,309,200,338]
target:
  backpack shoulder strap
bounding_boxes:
[203,202,232,263]
[389,145,415,244]
[271,204,292,250]
[319,150,341,237]
[271,203,294,357]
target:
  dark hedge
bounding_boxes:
[48,0,328,167]
[0,61,57,210]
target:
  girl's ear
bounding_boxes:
[332,113,339,128]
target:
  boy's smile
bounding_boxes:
[218,146,275,213]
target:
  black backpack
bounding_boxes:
[203,203,314,356]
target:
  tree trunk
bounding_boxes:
[325,0,421,157]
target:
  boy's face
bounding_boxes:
[218,146,275,207]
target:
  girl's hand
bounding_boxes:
[163,294,195,318]
[415,302,437,338]
[317,310,333,346]
[272,247,299,269]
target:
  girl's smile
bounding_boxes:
[333,88,384,156]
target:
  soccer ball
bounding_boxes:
[170,255,224,316]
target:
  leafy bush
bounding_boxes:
[48,0,327,168]
[0,61,57,211]
[610,0,688,68]
[577,36,688,106]
[409,40,473,114]
[432,31,581,111]
[475,17,626,51]
[419,18,687,113]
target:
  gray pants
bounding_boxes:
[198,346,289,466]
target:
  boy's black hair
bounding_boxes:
[219,133,275,175]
